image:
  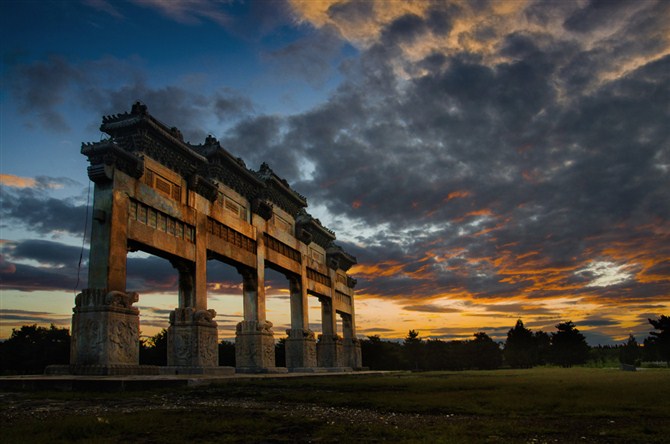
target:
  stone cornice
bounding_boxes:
[81,140,144,183]
[256,163,307,217]
[100,102,207,178]
[326,244,357,271]
[191,135,265,200]
[295,211,336,249]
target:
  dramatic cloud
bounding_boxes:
[0,309,71,330]
[2,0,668,342]
[4,56,257,142]
[0,183,89,236]
[219,1,670,320]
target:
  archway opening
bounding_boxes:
[126,249,177,366]
[206,259,243,366]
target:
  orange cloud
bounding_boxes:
[444,190,471,201]
[0,174,36,188]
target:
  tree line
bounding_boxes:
[361,316,669,371]
[0,316,668,374]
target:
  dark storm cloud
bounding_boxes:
[0,309,70,326]
[0,259,79,292]
[5,55,82,132]
[4,56,258,143]
[219,1,669,306]
[0,185,90,236]
[0,239,84,292]
[403,304,461,314]
[263,27,347,88]
[4,0,668,325]
[578,316,620,327]
[563,0,637,33]
[213,90,254,122]
[4,239,83,268]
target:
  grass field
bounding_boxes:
[1,367,669,443]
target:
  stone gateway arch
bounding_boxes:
[69,102,361,375]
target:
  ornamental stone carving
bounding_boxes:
[71,103,360,375]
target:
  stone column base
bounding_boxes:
[70,289,140,367]
[317,334,344,368]
[235,320,285,372]
[343,338,363,369]
[285,328,317,370]
[167,308,219,367]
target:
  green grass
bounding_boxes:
[1,368,669,443]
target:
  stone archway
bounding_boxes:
[70,103,360,375]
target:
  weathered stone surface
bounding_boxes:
[70,103,361,375]
[235,321,279,371]
[343,338,363,369]
[285,328,317,369]
[317,334,344,368]
[70,289,140,368]
[167,308,219,367]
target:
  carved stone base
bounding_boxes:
[168,308,219,367]
[235,320,279,372]
[317,334,344,368]
[70,289,140,367]
[285,328,317,370]
[343,338,363,369]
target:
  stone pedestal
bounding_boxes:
[343,338,363,369]
[285,328,317,370]
[167,308,219,367]
[317,334,344,368]
[70,289,140,373]
[235,320,284,373]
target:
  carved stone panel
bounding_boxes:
[285,328,317,369]
[167,307,219,367]
[70,289,140,367]
[316,334,344,368]
[235,320,276,370]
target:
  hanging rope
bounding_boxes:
[74,180,92,296]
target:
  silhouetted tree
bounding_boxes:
[549,321,589,367]
[219,340,236,366]
[139,329,167,365]
[404,330,423,370]
[424,339,447,370]
[275,337,286,367]
[0,324,70,374]
[645,315,670,366]
[534,330,551,365]
[468,332,503,370]
[589,345,620,367]
[619,335,641,367]
[361,335,404,370]
[504,319,537,368]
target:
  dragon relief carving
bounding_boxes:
[109,319,138,363]
[106,290,139,308]
[194,309,217,326]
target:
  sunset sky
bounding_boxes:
[1,0,668,345]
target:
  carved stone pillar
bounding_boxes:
[235,265,278,372]
[285,275,316,370]
[171,259,196,308]
[87,181,129,293]
[167,307,218,367]
[316,296,343,368]
[341,313,362,369]
[70,166,136,374]
[70,289,140,374]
